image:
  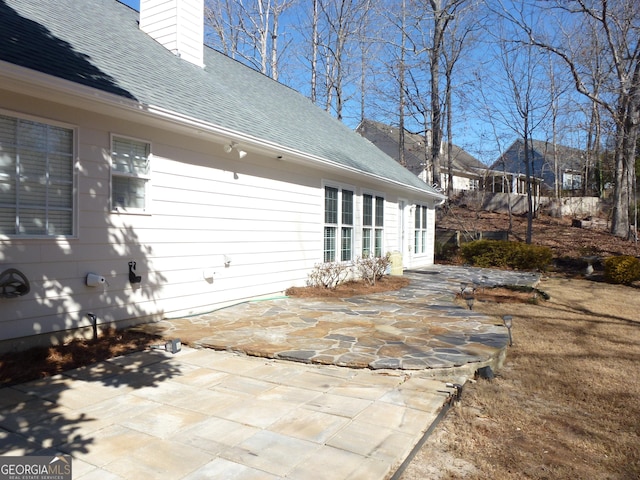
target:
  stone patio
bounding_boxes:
[142,265,540,374]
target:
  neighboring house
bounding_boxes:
[0,0,445,350]
[491,139,585,195]
[356,119,487,194]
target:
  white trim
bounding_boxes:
[109,133,153,215]
[0,108,79,239]
[0,61,446,203]
[321,182,357,263]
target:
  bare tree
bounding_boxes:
[204,0,296,79]
[441,1,478,196]
[417,0,467,188]
[478,7,552,243]
[317,0,374,119]
[501,0,640,238]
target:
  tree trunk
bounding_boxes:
[523,126,533,244]
[310,0,318,104]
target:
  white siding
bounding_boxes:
[0,91,438,350]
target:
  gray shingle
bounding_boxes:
[0,0,441,197]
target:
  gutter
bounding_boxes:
[0,61,445,202]
[145,103,446,201]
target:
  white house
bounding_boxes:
[0,0,445,351]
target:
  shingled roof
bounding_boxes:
[0,0,442,197]
[356,119,486,177]
[492,138,586,188]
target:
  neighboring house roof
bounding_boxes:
[0,0,442,198]
[356,119,486,178]
[491,139,585,187]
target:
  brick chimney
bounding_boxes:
[139,0,204,68]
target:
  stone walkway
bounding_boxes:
[1,266,541,479]
[147,265,540,374]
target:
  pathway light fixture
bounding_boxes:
[464,293,474,310]
[503,315,513,346]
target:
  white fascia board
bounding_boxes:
[0,61,445,202]
[146,104,446,201]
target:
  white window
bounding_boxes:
[414,204,428,254]
[0,113,75,236]
[562,172,582,191]
[363,193,384,257]
[324,186,354,262]
[111,135,151,212]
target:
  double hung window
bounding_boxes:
[362,194,384,257]
[111,136,150,212]
[324,186,354,262]
[0,113,75,236]
[414,204,428,254]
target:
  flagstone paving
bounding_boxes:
[0,265,540,479]
[148,265,540,373]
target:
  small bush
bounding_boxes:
[460,240,553,271]
[355,253,390,285]
[307,262,350,289]
[603,255,640,285]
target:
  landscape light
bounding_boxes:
[503,315,513,346]
[464,293,474,310]
[151,338,182,354]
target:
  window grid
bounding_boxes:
[414,205,428,254]
[324,186,354,262]
[111,136,151,212]
[374,196,384,257]
[341,190,353,261]
[362,193,384,257]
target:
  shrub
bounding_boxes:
[603,255,640,285]
[355,253,390,285]
[307,262,350,289]
[460,240,553,271]
[435,241,459,262]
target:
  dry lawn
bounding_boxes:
[2,204,639,478]
[401,276,640,480]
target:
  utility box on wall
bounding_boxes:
[389,251,403,276]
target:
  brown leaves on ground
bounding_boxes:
[438,205,640,260]
[0,329,159,386]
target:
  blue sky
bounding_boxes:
[119,0,139,10]
[115,0,587,165]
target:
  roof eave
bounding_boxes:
[1,61,444,201]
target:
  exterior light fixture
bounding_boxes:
[223,142,247,158]
[464,293,474,310]
[503,315,513,346]
[151,338,182,354]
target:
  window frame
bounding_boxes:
[0,110,78,238]
[110,133,152,214]
[362,192,384,258]
[414,204,428,254]
[323,184,355,263]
